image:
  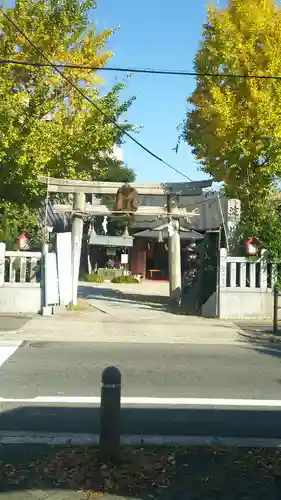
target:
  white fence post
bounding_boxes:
[260,250,268,289]
[240,261,247,288]
[230,262,236,288]
[249,262,256,288]
[0,242,5,286]
[271,264,278,288]
[220,248,227,287]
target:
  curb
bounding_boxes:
[0,335,280,346]
[1,431,281,448]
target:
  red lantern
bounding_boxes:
[245,237,259,256]
[17,232,30,251]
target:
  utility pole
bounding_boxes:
[71,191,85,306]
[167,194,182,305]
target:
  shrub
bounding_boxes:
[111,275,139,284]
[84,272,104,283]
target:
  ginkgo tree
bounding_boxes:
[182,0,281,254]
[0,0,135,238]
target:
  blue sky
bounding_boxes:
[94,0,213,183]
[2,0,217,183]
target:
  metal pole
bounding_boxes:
[99,366,121,463]
[273,283,279,335]
[71,192,85,306]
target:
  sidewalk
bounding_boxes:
[0,444,280,499]
[0,286,278,345]
[0,311,247,343]
[0,310,279,345]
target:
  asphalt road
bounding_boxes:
[1,341,281,399]
[1,341,281,438]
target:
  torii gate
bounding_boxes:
[38,176,213,306]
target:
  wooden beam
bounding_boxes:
[38,176,212,196]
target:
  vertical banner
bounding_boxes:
[45,252,59,305]
[56,232,72,305]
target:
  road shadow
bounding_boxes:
[2,403,281,441]
[78,284,201,317]
[78,285,170,312]
[232,321,281,361]
[0,314,31,332]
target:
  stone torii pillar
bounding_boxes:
[71,192,85,306]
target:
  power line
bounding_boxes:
[1,58,281,80]
[0,12,193,182]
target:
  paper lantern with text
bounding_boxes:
[17,232,30,251]
[244,237,259,256]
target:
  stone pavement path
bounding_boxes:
[1,444,281,499]
[0,312,244,343]
[78,281,170,320]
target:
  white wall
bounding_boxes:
[0,283,41,314]
[219,288,273,319]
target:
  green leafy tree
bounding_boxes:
[237,195,281,260]
[182,0,281,256]
[0,0,135,241]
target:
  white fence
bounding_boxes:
[217,248,277,318]
[0,233,72,314]
[220,249,277,290]
[4,250,41,284]
[0,243,42,313]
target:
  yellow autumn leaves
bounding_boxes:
[185,0,281,204]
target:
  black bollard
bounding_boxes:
[99,366,121,462]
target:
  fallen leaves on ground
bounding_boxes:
[1,446,281,499]
[0,446,177,497]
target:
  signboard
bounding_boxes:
[121,253,129,264]
[89,234,134,247]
